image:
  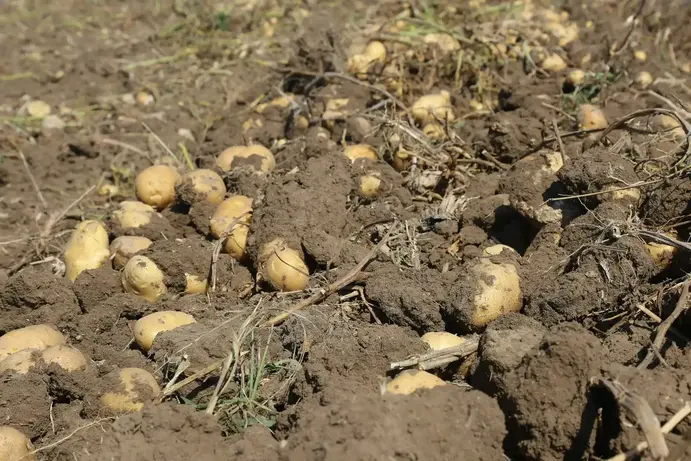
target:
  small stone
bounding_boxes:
[41,115,65,131]
[177,128,195,143]
[26,100,51,118]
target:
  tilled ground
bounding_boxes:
[1,0,691,460]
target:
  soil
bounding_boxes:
[1,0,691,460]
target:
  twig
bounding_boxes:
[606,401,691,461]
[142,122,181,165]
[27,417,114,456]
[96,137,151,160]
[264,224,397,327]
[390,335,480,370]
[597,377,668,460]
[610,0,647,56]
[552,119,566,159]
[9,140,48,209]
[160,358,225,399]
[208,214,250,292]
[638,280,690,368]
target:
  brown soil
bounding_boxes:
[1,0,691,460]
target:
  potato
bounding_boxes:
[110,236,153,270]
[423,33,460,52]
[122,255,167,303]
[135,164,181,210]
[645,231,678,269]
[64,220,111,282]
[469,259,522,328]
[225,224,250,261]
[635,71,653,88]
[216,145,275,174]
[633,49,647,62]
[0,426,35,461]
[343,144,378,163]
[482,244,517,256]
[210,195,253,239]
[134,311,196,352]
[100,368,161,412]
[184,274,208,295]
[421,332,465,351]
[601,185,641,204]
[112,201,156,229]
[0,349,37,375]
[0,325,65,362]
[178,169,226,205]
[422,122,445,139]
[578,104,608,130]
[651,114,686,141]
[566,69,585,86]
[358,174,382,198]
[411,91,455,126]
[392,149,411,172]
[41,345,88,372]
[263,242,309,292]
[347,40,387,76]
[540,54,567,72]
[384,370,447,395]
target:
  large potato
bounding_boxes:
[133,311,196,352]
[110,236,153,269]
[209,196,253,239]
[411,91,455,126]
[0,426,35,461]
[385,370,447,395]
[122,255,167,303]
[112,201,156,229]
[263,243,309,292]
[0,345,87,375]
[0,325,65,361]
[64,220,111,281]
[135,164,181,210]
[178,169,226,205]
[469,259,522,328]
[216,145,275,173]
[100,368,161,412]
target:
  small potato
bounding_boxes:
[225,224,250,261]
[263,243,309,292]
[566,69,585,86]
[0,426,36,461]
[421,332,465,351]
[423,33,460,52]
[482,244,517,256]
[0,325,65,362]
[64,220,111,282]
[343,144,378,163]
[112,201,156,229]
[578,104,608,130]
[178,169,226,205]
[347,41,387,76]
[422,122,445,139]
[540,54,567,72]
[0,349,37,375]
[210,195,253,239]
[135,164,181,210]
[122,255,167,303]
[134,311,197,352]
[358,174,382,198]
[110,236,153,270]
[41,345,88,372]
[384,370,447,395]
[469,259,522,328]
[216,145,276,173]
[185,274,208,295]
[392,149,411,172]
[411,91,455,126]
[635,71,653,88]
[100,368,161,413]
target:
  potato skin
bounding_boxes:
[0,426,36,461]
[216,145,276,173]
[385,370,447,395]
[122,255,167,303]
[135,164,181,210]
[133,311,196,352]
[100,368,161,412]
[264,245,309,292]
[177,169,226,205]
[0,324,65,361]
[64,220,111,282]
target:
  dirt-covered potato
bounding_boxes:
[0,324,65,361]
[262,240,309,292]
[577,104,608,130]
[100,367,161,412]
[482,244,518,256]
[185,274,208,295]
[40,345,88,372]
[177,169,226,205]
[216,144,275,173]
[110,236,153,269]
[64,220,111,281]
[421,332,465,351]
[347,40,387,76]
[411,91,455,126]
[122,255,167,303]
[210,195,253,261]
[468,259,522,328]
[343,144,378,163]
[384,370,447,395]
[357,173,382,198]
[0,349,36,375]
[645,232,678,269]
[112,201,157,229]
[0,426,35,461]
[540,53,567,72]
[134,311,197,352]
[135,164,182,210]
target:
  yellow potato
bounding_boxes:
[420,332,465,351]
[122,255,167,303]
[343,144,378,163]
[347,41,387,76]
[179,169,226,205]
[0,325,65,362]
[264,243,309,292]
[64,220,111,282]
[578,104,608,131]
[470,259,522,328]
[635,71,653,88]
[210,195,253,239]
[133,311,197,352]
[112,201,156,229]
[422,122,445,139]
[185,274,208,295]
[216,145,275,173]
[0,349,37,375]
[482,244,517,256]
[411,91,455,126]
[566,69,585,86]
[385,370,447,395]
[135,164,181,210]
[392,149,411,172]
[41,345,88,372]
[0,426,36,461]
[358,174,382,198]
[651,114,686,141]
[100,368,161,412]
[540,54,567,72]
[110,236,153,270]
[423,33,460,52]
[225,224,250,261]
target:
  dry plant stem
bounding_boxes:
[390,335,480,371]
[160,358,225,399]
[17,147,48,209]
[264,225,397,327]
[597,378,669,460]
[28,417,115,456]
[606,401,691,461]
[610,0,647,56]
[141,121,181,165]
[639,280,690,369]
[208,213,249,292]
